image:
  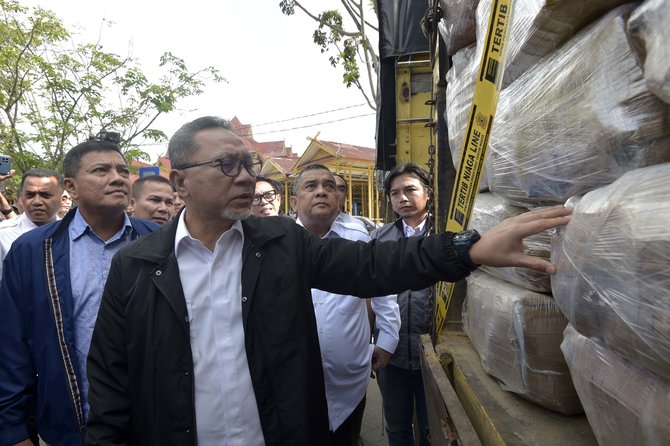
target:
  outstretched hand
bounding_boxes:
[468,205,572,274]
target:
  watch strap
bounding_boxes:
[453,229,481,269]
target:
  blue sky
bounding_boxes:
[22,0,378,158]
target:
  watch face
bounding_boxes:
[455,230,480,244]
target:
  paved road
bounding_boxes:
[360,376,386,446]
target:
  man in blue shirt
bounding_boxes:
[0,138,157,446]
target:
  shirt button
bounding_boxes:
[155,270,162,276]
[242,296,248,303]
[184,316,189,322]
[255,252,261,258]
[318,299,324,304]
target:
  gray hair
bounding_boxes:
[168,116,235,168]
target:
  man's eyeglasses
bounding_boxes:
[252,190,278,205]
[175,154,262,178]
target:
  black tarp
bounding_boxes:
[376,0,430,170]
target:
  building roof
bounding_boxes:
[230,116,253,138]
[295,137,376,172]
[317,140,376,161]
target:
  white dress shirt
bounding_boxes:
[402,216,427,238]
[298,217,400,431]
[175,213,264,446]
[0,213,38,281]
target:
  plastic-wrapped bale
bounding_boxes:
[475,0,630,88]
[438,0,480,55]
[471,192,551,292]
[462,271,581,414]
[486,5,670,206]
[561,325,670,446]
[552,163,670,380]
[628,0,670,104]
[445,44,490,191]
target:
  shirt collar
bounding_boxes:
[402,216,427,237]
[296,216,340,240]
[70,208,132,241]
[174,211,244,256]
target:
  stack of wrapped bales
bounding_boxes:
[450,0,670,429]
[463,271,582,414]
[464,191,580,413]
[475,0,629,87]
[485,4,670,206]
[562,326,670,445]
[553,164,670,445]
[445,0,635,194]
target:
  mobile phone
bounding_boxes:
[0,155,12,175]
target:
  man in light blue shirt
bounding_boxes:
[292,164,400,446]
[0,138,157,446]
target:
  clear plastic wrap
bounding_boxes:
[476,0,630,88]
[445,44,490,191]
[438,0,479,55]
[471,192,551,292]
[486,5,670,206]
[627,0,670,104]
[463,271,581,414]
[552,163,670,380]
[561,325,670,446]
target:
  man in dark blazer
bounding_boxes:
[86,116,571,445]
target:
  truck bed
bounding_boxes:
[420,331,598,446]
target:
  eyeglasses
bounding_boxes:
[175,154,262,178]
[252,190,278,205]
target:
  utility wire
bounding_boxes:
[252,103,367,127]
[252,113,375,136]
[134,110,376,146]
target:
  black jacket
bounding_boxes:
[86,215,474,445]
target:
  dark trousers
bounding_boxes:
[329,394,367,446]
[377,364,430,446]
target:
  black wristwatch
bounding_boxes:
[0,208,13,216]
[453,229,481,269]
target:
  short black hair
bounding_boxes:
[255,175,282,195]
[383,163,430,196]
[63,140,125,178]
[19,168,64,193]
[132,175,174,200]
[292,164,332,196]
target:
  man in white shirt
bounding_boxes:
[0,168,64,280]
[291,164,400,445]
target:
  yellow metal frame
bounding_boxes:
[395,53,433,167]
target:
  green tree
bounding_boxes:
[0,0,224,176]
[279,0,378,110]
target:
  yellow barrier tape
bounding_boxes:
[434,0,512,340]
